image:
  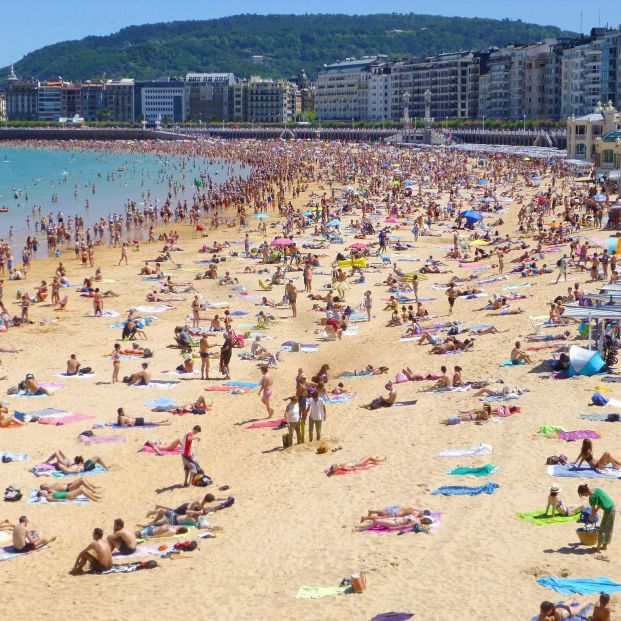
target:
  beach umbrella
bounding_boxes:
[303,211,314,217]
[271,238,295,246]
[327,219,341,227]
[568,345,606,377]
[476,179,489,186]
[254,213,268,219]
[385,217,398,223]
[460,210,483,223]
[594,194,607,201]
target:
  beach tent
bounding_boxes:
[460,210,483,225]
[567,345,606,377]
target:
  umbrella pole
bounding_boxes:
[588,312,592,350]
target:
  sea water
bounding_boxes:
[0,145,250,246]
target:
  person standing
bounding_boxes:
[93,288,103,317]
[258,366,274,418]
[578,484,615,553]
[446,283,457,316]
[118,242,128,266]
[111,343,121,383]
[555,254,568,284]
[303,263,313,292]
[182,425,201,487]
[308,392,327,442]
[285,280,297,317]
[364,290,373,321]
[191,295,201,329]
[285,397,302,446]
[219,331,232,380]
[497,250,504,275]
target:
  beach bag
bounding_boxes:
[78,367,92,375]
[6,386,18,395]
[607,413,620,422]
[592,392,609,406]
[545,455,568,465]
[192,469,213,487]
[4,486,22,502]
[282,433,291,448]
[174,540,198,552]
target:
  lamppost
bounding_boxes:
[482,115,485,131]
[523,114,526,131]
[445,116,448,130]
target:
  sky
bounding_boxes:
[1,0,621,67]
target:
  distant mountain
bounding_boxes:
[2,13,576,82]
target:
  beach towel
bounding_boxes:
[98,560,159,574]
[143,397,177,408]
[79,435,126,445]
[516,510,579,525]
[601,375,621,383]
[246,418,286,429]
[109,423,159,429]
[431,482,499,496]
[438,444,493,458]
[370,614,414,621]
[366,512,442,534]
[135,306,172,313]
[538,425,567,436]
[547,464,621,479]
[325,461,379,476]
[326,393,356,404]
[580,413,619,422]
[0,452,28,461]
[557,430,601,442]
[31,463,107,478]
[112,546,170,560]
[161,370,200,377]
[499,359,526,367]
[38,413,93,426]
[537,576,621,595]
[446,464,497,477]
[391,400,418,408]
[139,444,182,456]
[14,407,65,419]
[504,283,532,290]
[28,489,89,504]
[132,380,178,390]
[0,545,48,562]
[295,585,351,599]
[88,310,119,318]
[205,385,253,394]
[223,381,260,389]
[230,311,249,316]
[57,373,95,379]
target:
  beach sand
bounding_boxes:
[0,156,619,620]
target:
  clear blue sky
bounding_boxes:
[2,0,621,67]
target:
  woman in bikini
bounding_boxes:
[573,438,621,472]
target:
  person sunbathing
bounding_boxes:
[573,438,621,472]
[43,451,109,473]
[490,306,524,316]
[39,478,101,495]
[418,330,444,346]
[526,330,572,342]
[470,326,502,335]
[430,338,473,355]
[23,373,52,396]
[70,528,112,574]
[147,493,218,519]
[356,514,435,531]
[0,405,24,427]
[140,263,161,276]
[107,518,137,556]
[36,484,102,502]
[143,439,182,455]
[125,362,151,385]
[510,341,532,364]
[135,525,189,539]
[13,515,55,553]
[116,407,170,427]
[326,456,385,476]
[537,600,591,621]
[543,484,584,517]
[176,396,211,414]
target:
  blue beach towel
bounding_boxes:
[446,465,498,477]
[28,489,90,504]
[143,397,177,408]
[500,359,526,367]
[537,576,621,595]
[547,464,621,479]
[431,482,499,496]
[223,381,260,389]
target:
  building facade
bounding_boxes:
[245,77,296,123]
[137,79,186,123]
[185,73,234,122]
[103,79,135,123]
[37,81,64,122]
[0,92,5,121]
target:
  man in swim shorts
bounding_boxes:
[12,515,55,552]
[107,518,137,556]
[182,425,201,487]
[71,528,112,574]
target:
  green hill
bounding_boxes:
[2,13,576,82]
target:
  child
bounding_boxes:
[544,484,583,517]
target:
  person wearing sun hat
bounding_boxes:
[544,484,584,518]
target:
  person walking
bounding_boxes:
[308,392,327,442]
[578,484,615,553]
[258,365,274,418]
[364,290,373,321]
[285,280,297,318]
[556,254,568,284]
[182,425,201,487]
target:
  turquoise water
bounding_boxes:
[0,145,249,245]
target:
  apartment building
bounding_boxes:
[246,77,297,123]
[103,79,135,123]
[0,92,5,121]
[136,78,186,123]
[185,73,234,122]
[315,56,388,121]
[37,81,64,122]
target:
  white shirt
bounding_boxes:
[309,398,326,421]
[286,403,300,423]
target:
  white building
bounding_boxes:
[137,79,186,123]
[0,92,6,121]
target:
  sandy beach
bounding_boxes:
[0,139,619,620]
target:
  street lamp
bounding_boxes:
[482,115,485,131]
[523,114,526,131]
[445,116,448,130]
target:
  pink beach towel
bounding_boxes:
[139,444,182,455]
[365,512,442,534]
[325,462,379,476]
[557,430,602,442]
[246,418,286,429]
[39,413,93,426]
[79,434,126,445]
